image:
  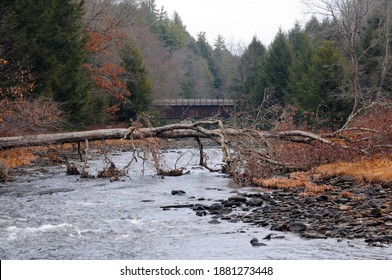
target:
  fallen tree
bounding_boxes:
[0,102,391,182]
[0,120,333,150]
[0,120,335,170]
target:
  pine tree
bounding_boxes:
[285,23,313,106]
[119,44,153,121]
[2,0,90,125]
[236,36,266,107]
[154,9,188,50]
[289,41,351,127]
[253,29,292,106]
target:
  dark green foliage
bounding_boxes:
[288,41,352,128]
[1,0,90,125]
[153,10,188,50]
[236,36,266,107]
[252,30,292,106]
[119,44,153,121]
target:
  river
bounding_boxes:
[0,148,390,259]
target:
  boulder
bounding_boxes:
[228,195,247,203]
[246,198,263,207]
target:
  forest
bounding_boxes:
[0,0,391,176]
[1,0,391,133]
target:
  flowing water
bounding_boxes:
[0,148,391,260]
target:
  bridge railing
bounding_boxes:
[152,99,235,107]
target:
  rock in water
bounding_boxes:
[250,238,267,247]
[263,233,274,240]
[228,195,247,203]
[288,222,307,232]
[171,190,186,196]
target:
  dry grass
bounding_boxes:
[252,171,333,195]
[0,148,38,168]
[315,156,392,184]
[0,138,155,170]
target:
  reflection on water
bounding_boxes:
[0,149,390,259]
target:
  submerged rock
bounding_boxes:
[171,190,186,196]
[250,238,267,247]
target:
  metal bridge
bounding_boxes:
[152,99,236,120]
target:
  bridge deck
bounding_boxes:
[152,99,236,120]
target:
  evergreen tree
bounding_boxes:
[253,29,292,106]
[194,32,212,58]
[289,41,351,127]
[286,23,313,105]
[1,0,90,125]
[211,35,238,99]
[119,44,153,121]
[236,36,266,107]
[154,9,188,50]
[193,32,222,95]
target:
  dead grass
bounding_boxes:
[0,148,38,168]
[0,138,156,170]
[315,156,392,184]
[251,171,334,195]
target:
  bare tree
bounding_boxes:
[377,0,392,94]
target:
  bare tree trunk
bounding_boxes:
[0,129,130,150]
[379,0,391,93]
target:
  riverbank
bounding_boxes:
[188,174,392,246]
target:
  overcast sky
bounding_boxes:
[154,0,310,47]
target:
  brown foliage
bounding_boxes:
[336,102,392,154]
[0,148,37,169]
[229,102,392,187]
[0,97,65,137]
[83,12,130,116]
[0,52,36,125]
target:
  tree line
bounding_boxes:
[1,0,391,136]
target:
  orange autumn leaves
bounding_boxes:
[84,17,130,116]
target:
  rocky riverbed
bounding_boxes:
[180,175,392,247]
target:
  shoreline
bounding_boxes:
[188,174,392,246]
